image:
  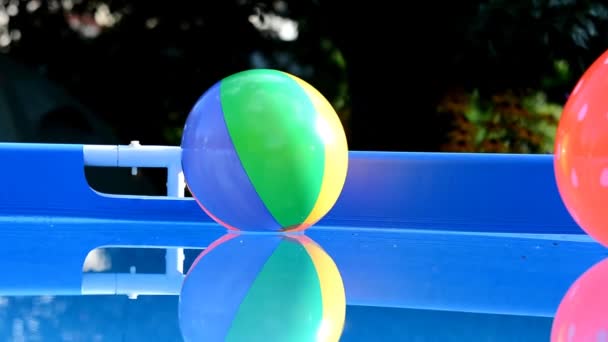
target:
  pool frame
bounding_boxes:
[0,142,604,318]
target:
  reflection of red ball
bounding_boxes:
[551,258,608,342]
[554,49,608,246]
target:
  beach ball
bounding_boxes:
[551,257,608,342]
[554,49,608,246]
[181,69,349,232]
[178,233,346,342]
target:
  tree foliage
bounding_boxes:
[2,0,608,151]
[2,0,348,145]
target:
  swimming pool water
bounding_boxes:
[0,296,551,341]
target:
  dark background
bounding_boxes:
[3,0,608,154]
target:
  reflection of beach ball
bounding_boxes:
[554,49,608,246]
[178,234,346,342]
[181,69,349,232]
[551,257,608,342]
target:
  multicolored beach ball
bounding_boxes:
[181,69,349,232]
[178,233,346,342]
